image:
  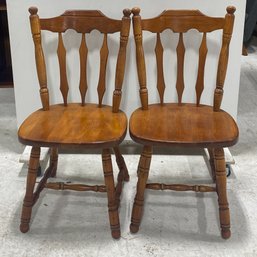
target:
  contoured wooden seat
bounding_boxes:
[19,7,131,239]
[130,7,238,239]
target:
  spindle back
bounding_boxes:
[132,7,235,111]
[29,7,131,112]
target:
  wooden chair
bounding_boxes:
[18,7,131,239]
[130,7,238,239]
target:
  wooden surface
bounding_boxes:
[130,7,237,239]
[18,103,127,148]
[130,103,238,147]
[21,7,131,239]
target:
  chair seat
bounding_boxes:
[129,103,239,147]
[18,103,127,148]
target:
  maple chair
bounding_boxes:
[129,7,238,239]
[18,7,131,239]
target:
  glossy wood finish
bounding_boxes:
[214,148,231,239]
[155,33,165,104]
[130,104,238,148]
[79,33,88,106]
[176,33,185,104]
[20,147,40,233]
[196,32,207,106]
[130,145,152,233]
[57,32,69,106]
[130,7,237,239]
[19,103,127,148]
[19,7,131,239]
[97,34,109,107]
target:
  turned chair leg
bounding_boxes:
[130,145,152,233]
[50,147,58,178]
[102,148,120,239]
[207,148,216,182]
[20,146,41,233]
[214,148,231,239]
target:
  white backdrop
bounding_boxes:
[7,0,246,140]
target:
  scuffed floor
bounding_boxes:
[1,40,257,256]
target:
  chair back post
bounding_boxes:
[132,7,148,110]
[214,6,236,112]
[112,9,131,113]
[29,7,50,111]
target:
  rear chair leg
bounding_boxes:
[207,148,216,182]
[113,146,129,207]
[20,146,40,233]
[130,145,152,233]
[50,148,58,177]
[102,148,120,239]
[214,148,231,239]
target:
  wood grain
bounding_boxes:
[97,34,109,107]
[130,7,237,239]
[130,103,238,147]
[20,146,40,233]
[29,7,49,110]
[195,32,208,106]
[40,10,122,34]
[176,33,185,104]
[155,33,165,104]
[79,33,88,106]
[132,8,148,110]
[113,9,131,112]
[141,10,225,33]
[214,6,235,111]
[214,148,231,239]
[57,32,69,106]
[18,103,127,148]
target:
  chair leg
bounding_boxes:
[50,147,58,177]
[113,146,129,181]
[102,148,120,239]
[20,146,40,233]
[207,148,216,182]
[214,148,231,239]
[130,145,152,233]
[113,146,129,207]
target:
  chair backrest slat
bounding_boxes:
[79,33,88,106]
[57,32,69,106]
[155,33,165,104]
[195,32,208,106]
[97,33,109,107]
[176,33,185,104]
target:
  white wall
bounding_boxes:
[7,0,246,139]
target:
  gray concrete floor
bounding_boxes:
[1,40,257,257]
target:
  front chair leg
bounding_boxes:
[20,146,41,233]
[130,145,152,233]
[50,147,58,177]
[214,148,231,239]
[102,148,120,239]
